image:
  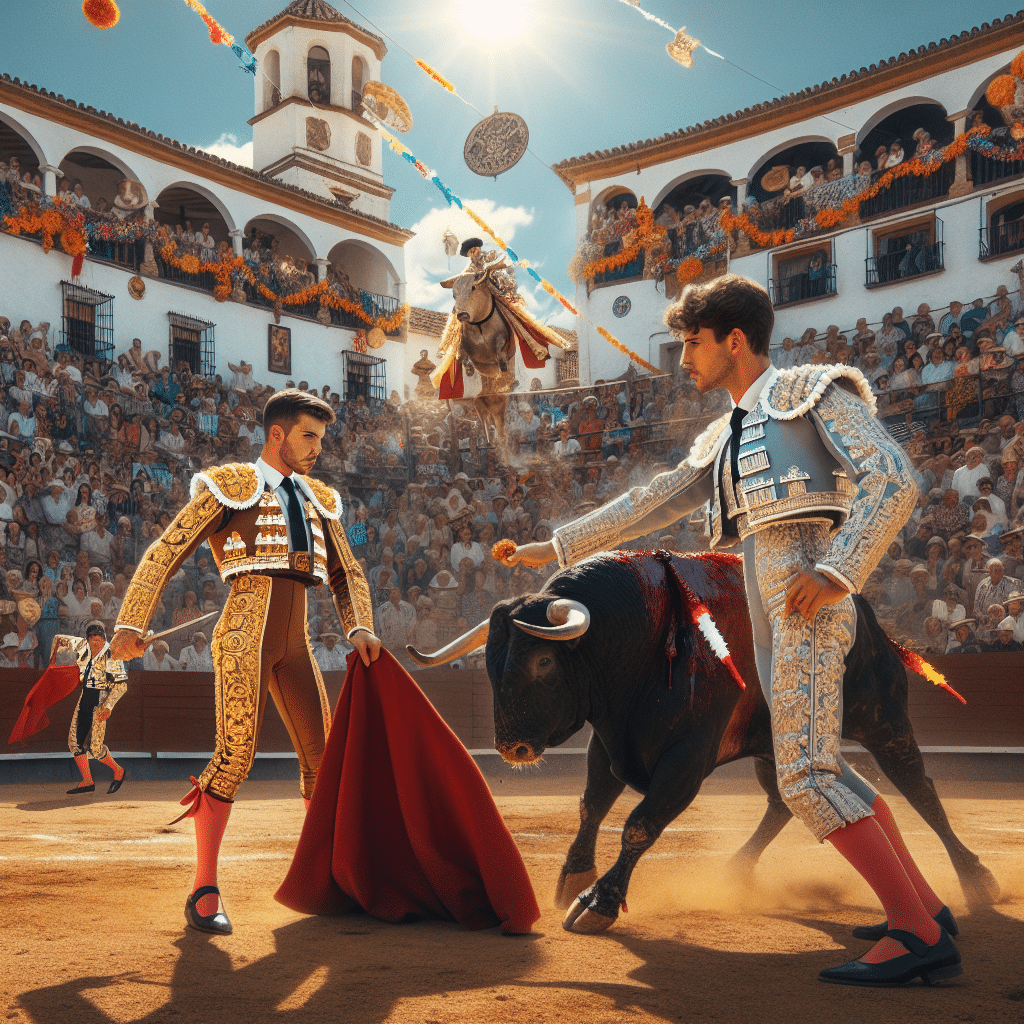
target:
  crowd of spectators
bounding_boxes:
[769,279,1024,654]
[4,269,1024,673]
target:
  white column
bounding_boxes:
[315,257,330,281]
[730,178,748,209]
[41,164,62,198]
[230,229,245,257]
[947,108,973,197]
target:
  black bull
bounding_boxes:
[482,551,998,933]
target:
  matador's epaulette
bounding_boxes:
[765,365,877,420]
[190,463,262,509]
[686,411,731,470]
[299,476,342,521]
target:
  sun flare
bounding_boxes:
[455,0,536,42]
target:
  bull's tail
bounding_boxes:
[888,637,967,705]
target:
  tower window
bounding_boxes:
[308,46,331,105]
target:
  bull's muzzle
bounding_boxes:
[496,740,542,765]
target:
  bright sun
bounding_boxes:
[454,0,536,42]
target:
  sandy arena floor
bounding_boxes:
[1,767,1023,1024]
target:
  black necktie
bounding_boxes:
[279,476,309,553]
[729,407,746,486]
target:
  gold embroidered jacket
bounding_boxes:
[115,463,374,639]
[553,366,918,594]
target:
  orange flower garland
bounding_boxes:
[4,201,88,275]
[987,75,1017,109]
[492,539,517,563]
[581,199,666,282]
[676,257,704,285]
[182,0,234,47]
[82,0,120,30]
[156,238,410,332]
[596,327,659,373]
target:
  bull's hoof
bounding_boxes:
[554,868,598,911]
[561,887,618,934]
[960,864,1000,907]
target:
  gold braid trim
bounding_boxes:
[115,483,225,635]
[321,516,374,634]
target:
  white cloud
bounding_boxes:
[198,133,253,168]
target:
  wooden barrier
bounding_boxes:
[1,657,1020,758]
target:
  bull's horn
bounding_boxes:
[406,619,490,667]
[513,599,591,640]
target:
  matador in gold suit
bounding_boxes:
[112,389,380,935]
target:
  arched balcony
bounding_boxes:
[855,101,954,218]
[326,239,402,335]
[747,139,841,243]
[60,147,150,271]
[0,113,46,221]
[967,68,1024,188]
[587,187,643,288]
[241,215,318,312]
[654,173,736,262]
[153,184,236,289]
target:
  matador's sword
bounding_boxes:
[144,609,221,646]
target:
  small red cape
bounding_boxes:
[8,665,81,744]
[275,649,540,934]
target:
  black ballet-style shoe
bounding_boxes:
[185,886,233,935]
[852,904,958,941]
[107,770,127,794]
[819,928,962,987]
[66,783,95,794]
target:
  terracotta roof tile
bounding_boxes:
[0,74,412,239]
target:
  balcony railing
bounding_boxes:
[858,162,953,219]
[865,241,944,287]
[979,222,1024,260]
[768,264,837,306]
[88,238,146,273]
[970,151,1024,188]
[591,253,645,287]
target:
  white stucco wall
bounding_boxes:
[570,45,1020,383]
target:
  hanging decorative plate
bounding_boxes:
[464,109,529,178]
[128,276,145,300]
[361,81,414,133]
[367,327,386,349]
[612,296,631,318]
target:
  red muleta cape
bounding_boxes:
[275,649,540,934]
[8,665,82,744]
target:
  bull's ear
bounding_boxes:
[487,601,514,647]
[439,277,456,289]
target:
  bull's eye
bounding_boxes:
[538,656,552,667]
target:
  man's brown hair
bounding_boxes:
[664,273,775,357]
[263,388,335,434]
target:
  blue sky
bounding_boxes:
[1,0,1017,324]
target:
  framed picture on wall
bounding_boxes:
[268,324,291,375]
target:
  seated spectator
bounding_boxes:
[948,618,981,654]
[143,639,180,671]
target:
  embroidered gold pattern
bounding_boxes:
[197,574,272,801]
[812,386,919,592]
[322,516,375,632]
[116,484,224,634]
[755,522,873,841]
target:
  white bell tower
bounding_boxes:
[245,0,394,220]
